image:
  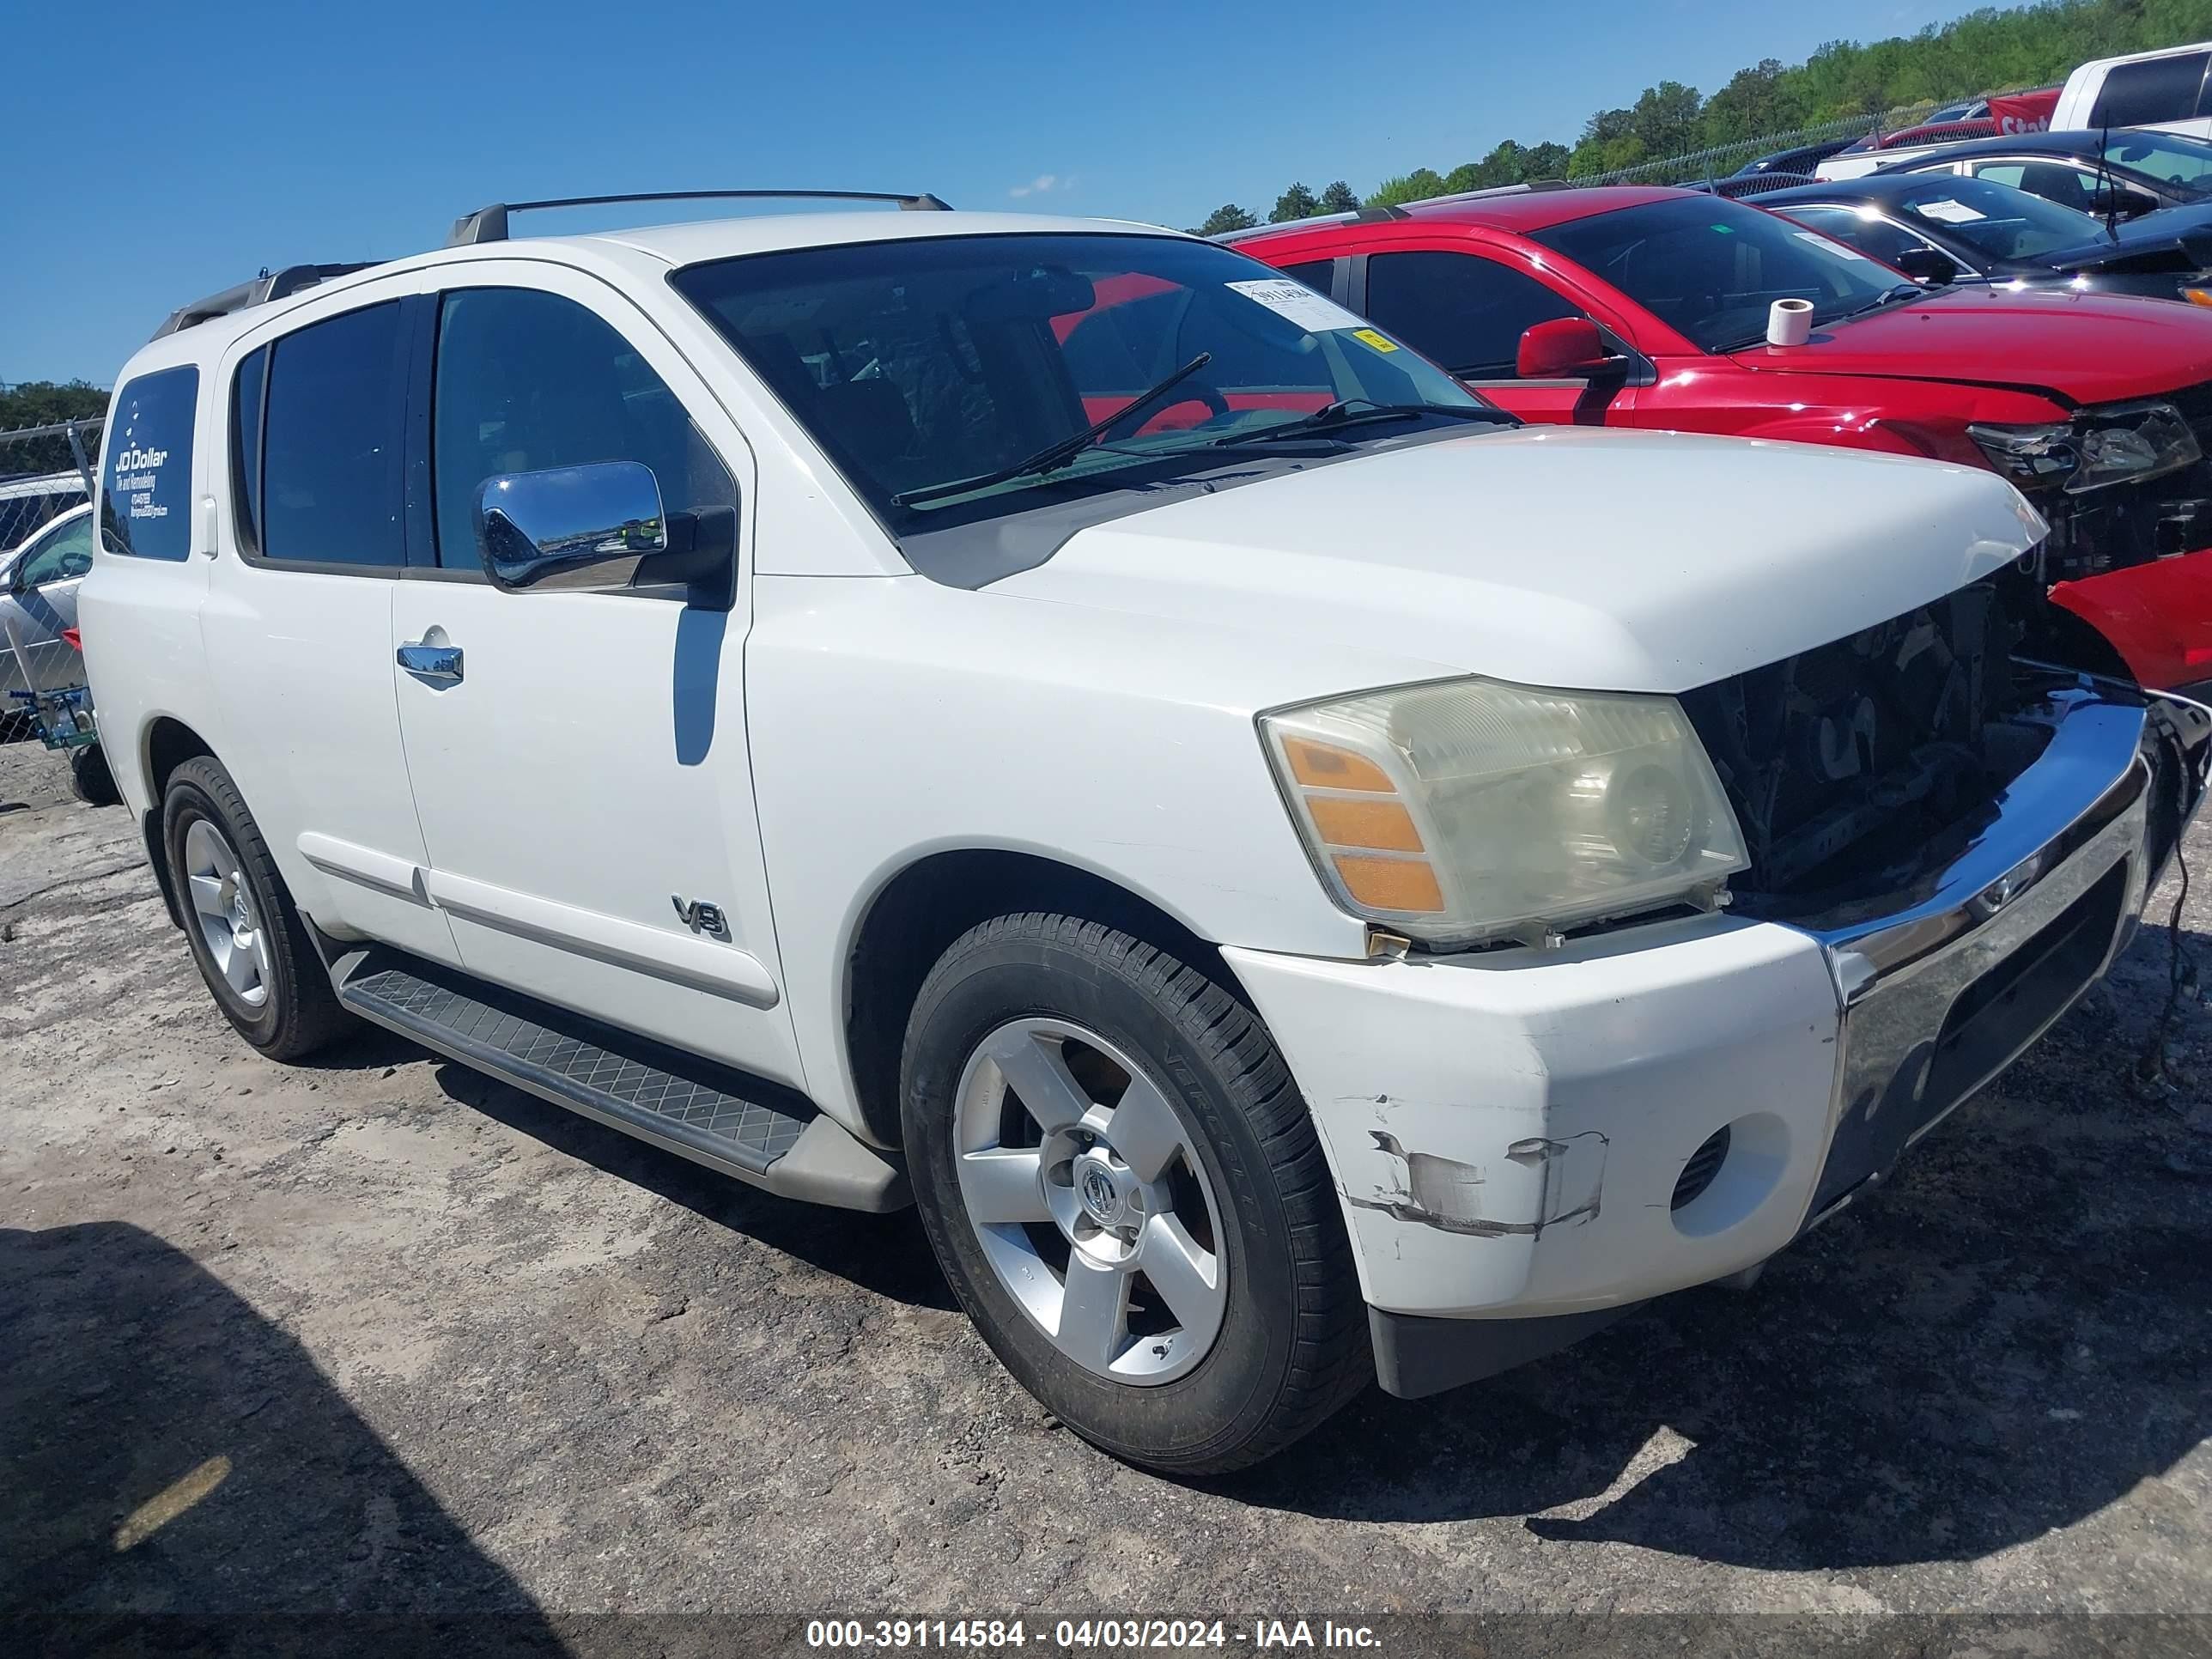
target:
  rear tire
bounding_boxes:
[69,743,119,807]
[902,913,1369,1474]
[161,756,350,1060]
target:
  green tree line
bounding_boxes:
[1190,0,2212,233]
[0,381,107,477]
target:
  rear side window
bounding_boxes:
[1364,251,1581,378]
[230,347,268,555]
[254,302,408,569]
[1280,260,1334,295]
[2088,52,2210,127]
[102,365,198,561]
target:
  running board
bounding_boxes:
[331,949,908,1212]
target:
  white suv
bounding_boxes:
[81,191,2209,1471]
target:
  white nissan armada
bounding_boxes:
[83,191,2209,1472]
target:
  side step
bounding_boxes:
[332,949,908,1212]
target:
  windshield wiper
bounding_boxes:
[1205,398,1517,447]
[892,353,1212,507]
[1837,282,1927,322]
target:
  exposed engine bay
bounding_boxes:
[1681,574,2059,909]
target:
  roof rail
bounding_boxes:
[152,263,379,341]
[1210,179,1580,243]
[1212,210,1359,245]
[447,189,954,246]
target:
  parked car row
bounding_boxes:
[1231,174,2212,699]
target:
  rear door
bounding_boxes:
[387,264,800,1086]
[204,278,461,966]
[1354,246,1638,425]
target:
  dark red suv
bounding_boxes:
[1234,185,2212,697]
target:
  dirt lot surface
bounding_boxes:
[4,736,2210,1652]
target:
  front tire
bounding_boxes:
[902,914,1369,1473]
[161,756,349,1060]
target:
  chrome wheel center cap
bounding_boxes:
[1079,1166,1119,1224]
[1073,1148,1138,1233]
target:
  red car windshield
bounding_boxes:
[1529,196,1909,352]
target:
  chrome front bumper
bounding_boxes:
[1796,684,2210,1225]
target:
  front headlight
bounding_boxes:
[1260,678,1749,949]
[1970,401,2201,495]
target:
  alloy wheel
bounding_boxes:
[183,818,271,1010]
[952,1017,1228,1384]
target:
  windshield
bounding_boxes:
[1884,175,2105,260]
[1528,196,1908,352]
[672,233,1488,535]
[2104,131,2212,196]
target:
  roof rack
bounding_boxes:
[1212,210,1358,245]
[153,263,380,341]
[447,189,954,246]
[1212,179,1577,243]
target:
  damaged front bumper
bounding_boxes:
[1224,684,2210,1400]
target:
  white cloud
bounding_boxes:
[1008,173,1060,198]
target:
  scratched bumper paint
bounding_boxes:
[1224,918,1843,1320]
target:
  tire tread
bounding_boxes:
[908,910,1369,1472]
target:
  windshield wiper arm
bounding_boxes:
[892,353,1213,507]
[1838,282,1925,322]
[1206,398,1516,447]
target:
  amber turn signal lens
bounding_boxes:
[1331,854,1445,914]
[2185,287,2212,308]
[1282,736,1395,793]
[1307,795,1425,852]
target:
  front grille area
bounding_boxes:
[1681,580,2051,908]
[1671,1124,1731,1211]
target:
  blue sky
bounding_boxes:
[7,0,1988,386]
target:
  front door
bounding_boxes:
[388,266,801,1088]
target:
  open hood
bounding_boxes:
[992,425,2044,696]
[1725,283,2212,404]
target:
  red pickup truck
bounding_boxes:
[1232,186,2212,697]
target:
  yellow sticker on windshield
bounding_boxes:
[1352,327,1400,353]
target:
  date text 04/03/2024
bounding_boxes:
[803,1620,1382,1650]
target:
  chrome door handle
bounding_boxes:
[397,641,464,684]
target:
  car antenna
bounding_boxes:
[2102,116,2118,241]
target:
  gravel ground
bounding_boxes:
[3,735,2210,1651]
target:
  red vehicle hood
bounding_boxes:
[1726,285,2212,405]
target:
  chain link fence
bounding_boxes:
[1577,99,1965,187]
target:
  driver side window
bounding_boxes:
[1782,209,1942,270]
[431,288,736,575]
[17,516,94,589]
[1362,251,1582,379]
[1971,161,2099,214]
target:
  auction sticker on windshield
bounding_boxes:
[1912,198,1987,224]
[1225,278,1370,335]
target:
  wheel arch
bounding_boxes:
[136,714,217,929]
[840,845,1241,1149]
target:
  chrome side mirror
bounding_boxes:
[476,461,668,592]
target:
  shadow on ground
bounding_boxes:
[425,1060,959,1314]
[0,1221,562,1650]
